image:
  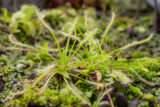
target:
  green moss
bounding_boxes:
[128,85,143,98]
[131,52,145,58]
[0,55,10,66]
[139,58,160,72]
[11,89,82,107]
[138,100,149,107]
[0,4,160,107]
[112,57,160,81]
[0,67,10,75]
[112,57,160,105]
[144,93,154,101]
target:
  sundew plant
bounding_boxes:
[0,5,156,107]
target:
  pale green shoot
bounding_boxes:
[100,12,115,47]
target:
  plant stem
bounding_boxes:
[103,83,114,107]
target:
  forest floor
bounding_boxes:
[0,5,160,107]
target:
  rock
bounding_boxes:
[142,90,155,95]
[13,80,18,84]
[14,74,18,78]
[120,83,129,89]
[28,73,36,80]
[115,93,128,107]
[128,98,139,107]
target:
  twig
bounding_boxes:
[3,47,38,53]
[103,83,114,107]
[3,46,59,58]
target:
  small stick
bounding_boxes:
[3,46,58,58]
[103,83,114,107]
[3,47,38,53]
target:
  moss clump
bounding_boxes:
[144,93,154,101]
[111,57,159,106]
[0,67,10,75]
[131,52,145,58]
[128,85,143,98]
[11,89,82,107]
[0,55,9,66]
[138,57,160,72]
[112,57,160,82]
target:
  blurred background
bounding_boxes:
[0,0,154,12]
[0,0,159,57]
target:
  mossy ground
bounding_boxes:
[0,4,160,107]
